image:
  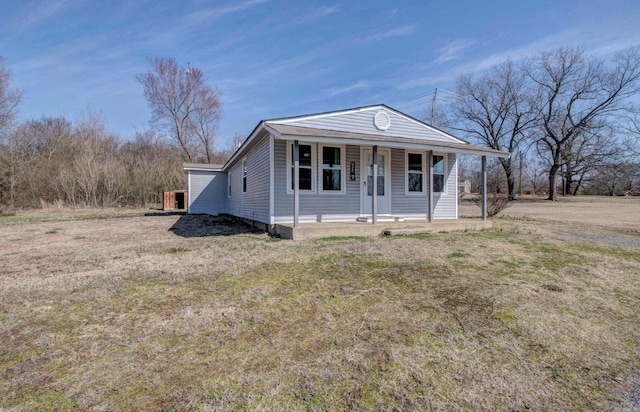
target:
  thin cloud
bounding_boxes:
[182,0,269,27]
[326,80,370,97]
[13,0,84,33]
[291,5,341,26]
[362,25,416,42]
[433,39,476,65]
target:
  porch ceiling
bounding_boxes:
[265,123,510,158]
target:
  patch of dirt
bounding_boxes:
[460,195,640,234]
[168,214,262,237]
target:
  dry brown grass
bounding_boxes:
[1,203,639,410]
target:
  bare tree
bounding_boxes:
[189,85,221,163]
[525,46,640,200]
[450,60,536,200]
[136,57,221,162]
[0,57,22,133]
[559,128,622,195]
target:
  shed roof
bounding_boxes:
[183,163,224,171]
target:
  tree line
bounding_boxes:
[0,57,228,209]
[435,46,640,200]
[2,47,639,209]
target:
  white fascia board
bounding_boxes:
[183,167,223,172]
[272,133,510,158]
[388,110,467,144]
[223,121,267,171]
[268,106,384,125]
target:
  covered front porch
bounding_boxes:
[272,217,493,240]
[266,123,502,229]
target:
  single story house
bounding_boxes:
[184,105,509,237]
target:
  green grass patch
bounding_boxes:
[166,247,189,254]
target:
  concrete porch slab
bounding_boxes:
[273,219,492,240]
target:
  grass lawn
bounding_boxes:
[1,207,639,410]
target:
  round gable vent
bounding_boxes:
[373,111,391,131]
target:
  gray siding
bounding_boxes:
[272,143,458,221]
[188,171,228,215]
[274,140,361,222]
[228,135,271,224]
[275,108,456,143]
[389,150,457,219]
[390,148,428,215]
[433,153,457,219]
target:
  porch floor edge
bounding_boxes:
[273,219,492,240]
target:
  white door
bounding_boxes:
[363,149,390,214]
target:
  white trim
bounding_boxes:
[269,132,505,157]
[286,141,317,194]
[453,154,459,219]
[270,106,383,125]
[241,157,248,193]
[227,170,232,198]
[318,143,346,195]
[269,134,275,225]
[187,172,192,213]
[273,214,362,224]
[183,166,223,172]
[360,147,391,215]
[373,111,391,131]
[432,152,448,195]
[405,150,426,195]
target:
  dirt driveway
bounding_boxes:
[460,195,640,235]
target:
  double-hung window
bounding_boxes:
[433,154,445,193]
[407,152,424,193]
[288,143,315,192]
[242,158,247,192]
[320,145,344,193]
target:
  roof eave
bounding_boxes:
[266,124,509,158]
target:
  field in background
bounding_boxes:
[1,196,639,410]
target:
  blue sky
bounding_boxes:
[1,0,639,149]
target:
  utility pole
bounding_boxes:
[430,88,438,123]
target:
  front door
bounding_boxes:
[362,148,390,214]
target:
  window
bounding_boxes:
[433,154,445,193]
[407,152,423,193]
[287,143,315,193]
[320,145,345,193]
[242,158,247,192]
[228,171,232,197]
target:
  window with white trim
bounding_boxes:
[407,152,424,193]
[287,142,316,193]
[242,158,247,192]
[433,154,446,193]
[228,171,232,197]
[320,144,345,193]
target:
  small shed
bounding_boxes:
[163,190,188,210]
[183,163,227,215]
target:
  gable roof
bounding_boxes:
[222,104,509,170]
[267,104,468,145]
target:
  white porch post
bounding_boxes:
[372,145,378,225]
[427,150,433,223]
[481,155,487,221]
[293,140,300,228]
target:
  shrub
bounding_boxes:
[473,193,511,217]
